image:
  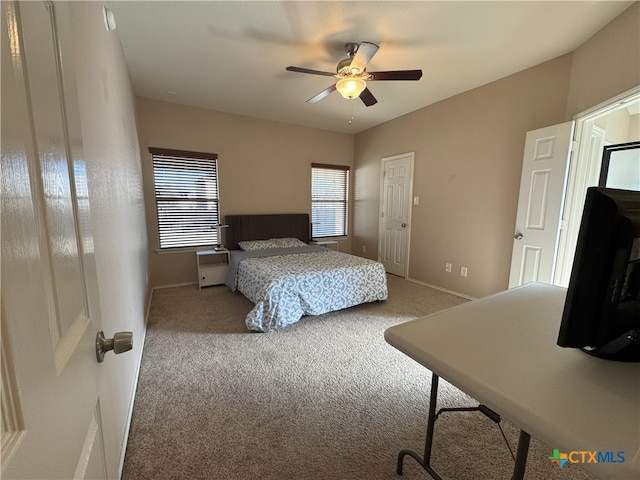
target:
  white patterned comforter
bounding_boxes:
[225,246,388,332]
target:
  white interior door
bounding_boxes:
[1,2,110,478]
[379,153,414,277]
[508,122,574,288]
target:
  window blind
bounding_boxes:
[150,148,219,249]
[311,164,349,237]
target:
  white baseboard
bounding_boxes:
[406,277,476,301]
[152,281,198,289]
[117,286,152,479]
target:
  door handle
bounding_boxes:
[402,223,407,228]
[96,331,133,362]
[514,233,524,240]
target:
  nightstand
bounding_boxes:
[196,249,229,288]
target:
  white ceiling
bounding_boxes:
[108,1,634,134]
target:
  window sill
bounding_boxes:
[311,236,348,242]
[155,246,215,255]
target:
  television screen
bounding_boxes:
[557,187,640,361]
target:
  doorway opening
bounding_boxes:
[555,87,640,287]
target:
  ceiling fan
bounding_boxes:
[286,41,422,107]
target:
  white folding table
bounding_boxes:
[384,283,640,480]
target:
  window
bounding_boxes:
[311,163,349,238]
[150,147,220,249]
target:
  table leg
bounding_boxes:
[396,373,444,479]
[396,372,531,480]
[511,430,531,480]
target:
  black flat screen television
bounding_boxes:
[557,187,640,362]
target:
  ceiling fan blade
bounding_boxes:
[307,84,337,103]
[349,42,379,73]
[369,70,423,81]
[286,66,335,77]
[359,87,377,107]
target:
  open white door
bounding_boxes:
[379,153,414,277]
[1,3,127,478]
[508,122,574,288]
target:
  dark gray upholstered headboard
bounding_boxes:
[224,214,310,250]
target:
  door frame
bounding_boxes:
[378,152,415,278]
[554,86,640,286]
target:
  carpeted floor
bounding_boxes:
[122,275,595,480]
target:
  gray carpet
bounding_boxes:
[122,275,594,480]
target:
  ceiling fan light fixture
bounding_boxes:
[336,77,367,99]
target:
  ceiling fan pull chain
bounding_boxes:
[348,98,355,125]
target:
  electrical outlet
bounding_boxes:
[460,266,468,277]
[445,262,452,273]
[362,245,367,253]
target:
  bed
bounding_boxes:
[223,214,388,332]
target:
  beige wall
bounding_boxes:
[566,2,640,118]
[136,99,354,286]
[630,114,640,141]
[354,55,572,298]
[354,3,639,299]
[69,2,148,473]
[595,110,639,144]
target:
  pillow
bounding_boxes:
[237,237,306,251]
[269,237,307,249]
